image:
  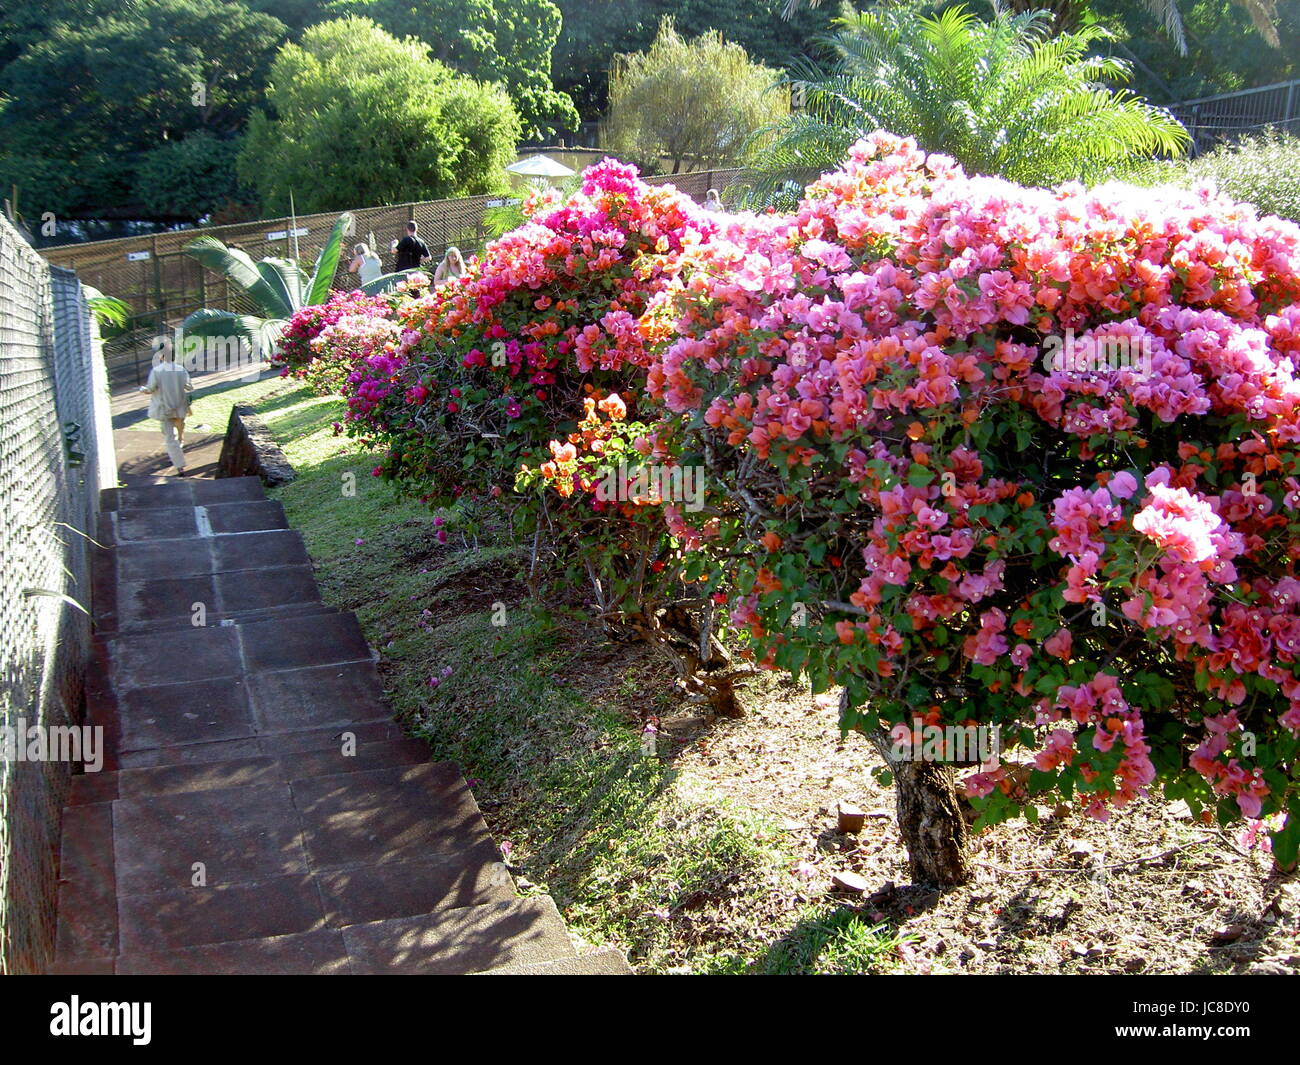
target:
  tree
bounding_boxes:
[652,132,1300,881]
[606,19,790,173]
[783,0,1282,56]
[327,0,578,141]
[749,4,1187,202]
[236,17,521,213]
[1093,0,1298,103]
[0,0,286,221]
[136,132,250,220]
[552,0,832,124]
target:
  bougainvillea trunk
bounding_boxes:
[872,732,973,886]
[845,688,971,886]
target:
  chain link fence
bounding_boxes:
[0,212,114,973]
[41,169,748,391]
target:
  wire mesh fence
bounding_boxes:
[42,168,748,391]
[0,213,112,974]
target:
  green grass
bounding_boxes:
[757,905,914,975]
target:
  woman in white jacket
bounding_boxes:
[139,352,195,475]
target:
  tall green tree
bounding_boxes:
[750,4,1188,202]
[553,0,831,122]
[607,18,791,172]
[237,17,521,213]
[0,0,286,221]
[328,0,578,140]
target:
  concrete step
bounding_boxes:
[111,895,575,974]
[102,476,266,512]
[115,529,311,581]
[339,895,575,975]
[111,845,517,956]
[69,736,436,804]
[99,575,329,636]
[115,928,354,975]
[104,761,494,899]
[98,602,339,639]
[478,947,635,975]
[100,499,292,546]
[107,720,413,771]
[106,610,374,691]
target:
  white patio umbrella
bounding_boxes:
[505,154,576,179]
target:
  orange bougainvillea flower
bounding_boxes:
[761,531,783,551]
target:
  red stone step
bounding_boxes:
[478,948,635,975]
[102,476,266,513]
[69,736,436,804]
[113,895,576,975]
[339,895,576,975]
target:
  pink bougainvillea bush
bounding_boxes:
[650,132,1300,864]
[337,163,721,634]
[274,288,402,395]
[344,161,716,502]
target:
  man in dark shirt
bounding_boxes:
[391,221,430,272]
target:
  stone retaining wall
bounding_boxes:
[217,404,295,487]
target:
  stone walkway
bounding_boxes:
[51,475,629,974]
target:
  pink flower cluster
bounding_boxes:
[653,131,1300,829]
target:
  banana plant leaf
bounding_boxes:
[179,309,284,362]
[307,212,354,307]
[185,236,299,320]
[256,258,307,315]
[360,272,414,296]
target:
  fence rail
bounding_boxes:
[39,167,747,392]
[1170,78,1300,154]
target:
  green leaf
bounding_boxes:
[307,212,353,306]
[22,588,89,615]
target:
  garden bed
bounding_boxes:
[179,375,1300,975]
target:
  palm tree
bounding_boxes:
[181,212,408,356]
[783,0,1281,56]
[747,5,1189,203]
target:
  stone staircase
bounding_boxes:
[50,475,630,975]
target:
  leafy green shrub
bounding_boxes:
[1186,132,1300,224]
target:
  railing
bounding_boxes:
[1170,79,1300,154]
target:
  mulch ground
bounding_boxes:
[662,680,1300,974]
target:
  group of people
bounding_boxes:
[346,220,466,288]
[146,196,727,476]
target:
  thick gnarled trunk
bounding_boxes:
[844,687,972,885]
[870,730,973,885]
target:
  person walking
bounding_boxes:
[433,246,466,286]
[348,242,383,285]
[389,221,430,273]
[703,188,724,213]
[138,349,195,475]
